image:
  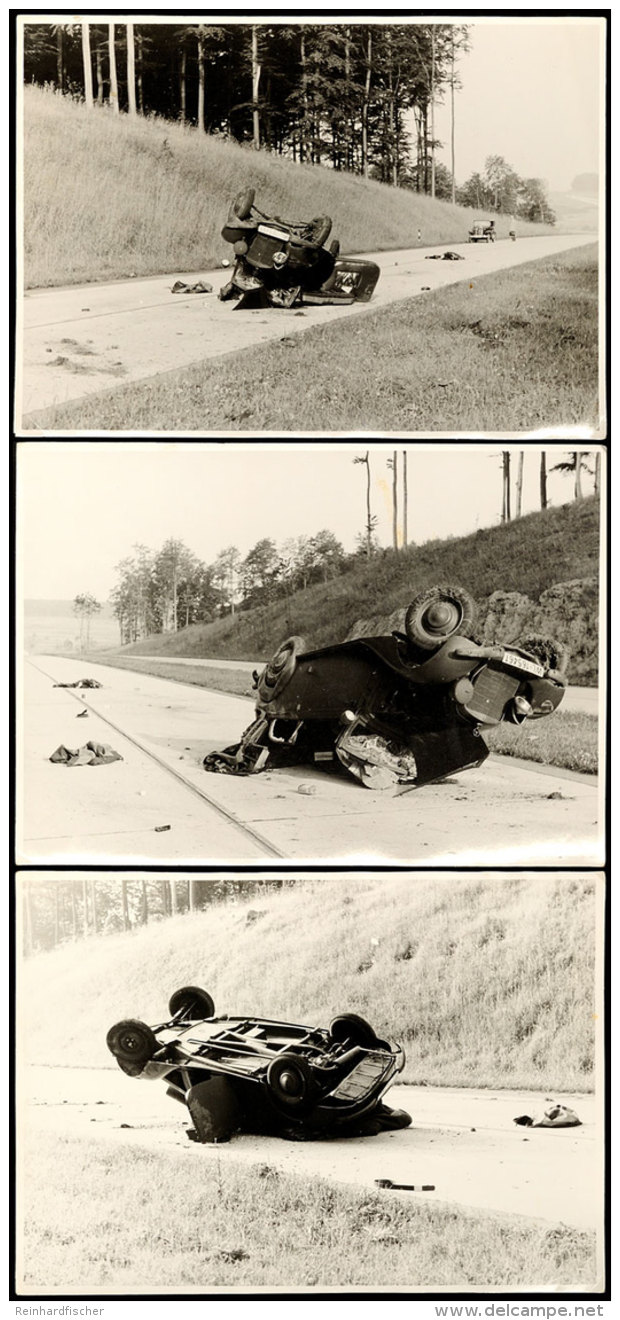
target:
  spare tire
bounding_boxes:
[168,986,215,1021]
[232,187,255,220]
[329,1013,378,1048]
[257,635,307,703]
[405,584,476,651]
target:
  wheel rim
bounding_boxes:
[119,1029,146,1055]
[422,600,462,635]
[278,1068,304,1097]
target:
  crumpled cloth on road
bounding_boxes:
[425,251,465,261]
[53,678,102,689]
[50,741,122,767]
[513,1103,582,1128]
[171,280,213,294]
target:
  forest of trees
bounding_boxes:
[24,20,472,195]
[21,877,298,955]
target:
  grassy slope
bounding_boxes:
[24,86,555,288]
[111,497,600,668]
[20,873,597,1092]
[26,245,599,434]
[20,1131,595,1291]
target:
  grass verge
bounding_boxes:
[20,874,597,1092]
[25,246,598,433]
[485,711,598,775]
[81,654,598,775]
[18,1131,597,1292]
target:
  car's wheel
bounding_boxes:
[266,1054,317,1113]
[329,1013,378,1048]
[306,215,332,247]
[517,635,570,675]
[405,584,476,651]
[106,1019,157,1072]
[257,635,307,703]
[168,986,215,1020]
[231,187,255,220]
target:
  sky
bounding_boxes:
[432,17,604,194]
[17,443,600,601]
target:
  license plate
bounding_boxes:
[258,224,289,241]
[502,650,545,677]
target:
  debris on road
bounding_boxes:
[53,678,102,689]
[425,252,465,261]
[375,1179,435,1191]
[154,824,171,832]
[50,741,122,767]
[514,1103,582,1128]
[171,280,213,294]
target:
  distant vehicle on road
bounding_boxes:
[107,987,409,1142]
[469,221,496,243]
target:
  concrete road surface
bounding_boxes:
[18,655,603,866]
[19,1063,602,1234]
[17,233,595,425]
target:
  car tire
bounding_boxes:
[405,584,476,651]
[232,187,255,221]
[329,1013,378,1047]
[168,986,215,1021]
[266,1054,317,1114]
[106,1019,157,1073]
[257,635,307,703]
[307,215,332,246]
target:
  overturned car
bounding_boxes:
[107,987,409,1142]
[204,585,568,791]
[218,188,380,310]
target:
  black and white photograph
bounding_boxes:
[16,870,605,1295]
[16,441,604,867]
[15,13,606,436]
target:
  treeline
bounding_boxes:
[21,877,297,955]
[458,153,556,224]
[112,530,350,644]
[24,20,470,193]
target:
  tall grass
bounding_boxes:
[23,86,555,287]
[18,1130,597,1291]
[20,873,598,1092]
[113,498,600,683]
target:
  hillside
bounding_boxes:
[24,86,555,288]
[19,873,597,1092]
[119,498,600,683]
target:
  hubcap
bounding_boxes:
[424,601,460,634]
[279,1069,302,1095]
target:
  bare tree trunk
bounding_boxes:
[402,450,408,546]
[89,879,98,934]
[137,31,144,113]
[188,880,198,912]
[501,452,511,522]
[574,451,583,500]
[126,22,137,116]
[361,29,372,178]
[180,45,187,124]
[450,33,456,204]
[430,27,436,198]
[170,880,179,914]
[81,23,94,109]
[251,26,261,148]
[515,451,524,518]
[594,451,601,497]
[540,451,548,510]
[121,880,130,931]
[109,23,119,114]
[56,26,64,92]
[95,45,104,104]
[141,879,149,925]
[392,450,398,550]
[197,31,205,132]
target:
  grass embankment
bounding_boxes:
[20,874,597,1092]
[19,1130,596,1292]
[27,245,599,434]
[485,711,598,775]
[105,499,601,681]
[24,84,552,289]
